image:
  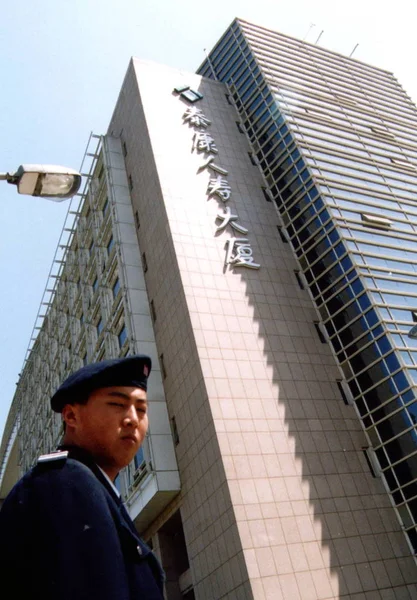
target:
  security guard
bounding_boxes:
[0,355,165,600]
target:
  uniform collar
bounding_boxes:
[97,465,120,497]
[57,444,121,502]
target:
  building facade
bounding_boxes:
[198,18,417,562]
[1,17,417,599]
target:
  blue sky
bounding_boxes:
[0,0,416,441]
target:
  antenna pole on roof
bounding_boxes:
[303,23,315,41]
[315,30,324,44]
[349,43,359,58]
[203,48,218,81]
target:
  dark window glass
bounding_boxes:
[363,378,398,411]
[96,318,104,336]
[112,278,120,299]
[368,397,400,424]
[118,325,127,348]
[393,371,410,394]
[134,447,145,470]
[376,410,413,443]
[382,430,417,466]
[408,401,417,426]
[356,359,390,394]
[375,447,389,469]
[406,528,417,553]
[107,237,115,255]
[402,479,417,500]
[349,348,379,377]
[393,454,417,488]
[331,301,362,333]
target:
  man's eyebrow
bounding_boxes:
[107,391,147,404]
[108,391,130,400]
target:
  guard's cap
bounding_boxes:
[51,355,152,413]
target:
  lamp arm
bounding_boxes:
[0,172,18,184]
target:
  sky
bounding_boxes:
[0,0,416,441]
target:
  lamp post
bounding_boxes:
[408,324,417,339]
[0,164,82,200]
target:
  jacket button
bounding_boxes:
[137,545,142,556]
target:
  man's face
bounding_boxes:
[63,386,148,480]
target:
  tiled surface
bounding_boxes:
[108,60,417,599]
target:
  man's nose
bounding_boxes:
[123,405,139,426]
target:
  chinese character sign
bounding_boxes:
[174,83,260,270]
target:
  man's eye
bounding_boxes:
[109,402,124,408]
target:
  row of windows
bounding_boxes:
[294,119,416,162]
[328,197,415,225]
[313,159,417,196]
[276,89,417,148]
[245,30,394,95]
[240,19,405,94]
[245,30,417,124]
[306,149,417,191]
[299,135,406,169]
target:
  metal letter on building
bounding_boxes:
[207,176,232,202]
[183,107,211,129]
[216,207,248,234]
[225,237,260,269]
[192,132,218,154]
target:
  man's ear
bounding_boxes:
[61,404,79,430]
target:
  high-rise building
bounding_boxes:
[1,17,417,599]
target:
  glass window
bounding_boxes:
[134,447,145,471]
[118,325,127,348]
[107,237,115,255]
[112,278,120,299]
[96,318,104,336]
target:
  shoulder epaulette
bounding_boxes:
[37,450,69,465]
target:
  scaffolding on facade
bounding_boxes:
[0,133,102,488]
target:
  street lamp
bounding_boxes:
[408,324,417,339]
[0,164,82,200]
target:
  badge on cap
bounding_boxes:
[144,365,149,377]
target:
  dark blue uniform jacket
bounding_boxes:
[0,446,164,599]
